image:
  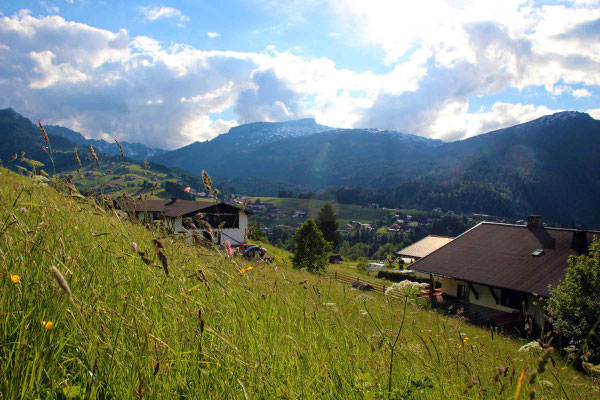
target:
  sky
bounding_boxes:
[0,0,599,149]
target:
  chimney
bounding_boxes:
[571,230,588,253]
[527,215,542,229]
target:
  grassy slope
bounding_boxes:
[1,168,598,399]
[71,162,197,201]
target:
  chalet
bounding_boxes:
[115,198,252,246]
[411,216,599,332]
[395,235,454,263]
[292,210,307,218]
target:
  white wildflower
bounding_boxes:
[354,294,375,303]
[518,341,542,354]
[385,280,428,297]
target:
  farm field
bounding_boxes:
[1,168,598,399]
[250,196,405,225]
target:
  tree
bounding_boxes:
[546,237,600,366]
[316,201,339,247]
[292,218,332,272]
[247,218,265,241]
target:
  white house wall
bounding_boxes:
[175,212,249,247]
[441,277,545,327]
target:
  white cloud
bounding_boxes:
[573,88,592,98]
[0,7,598,151]
[139,6,189,23]
[180,115,238,142]
[587,108,600,119]
[40,2,59,14]
[207,32,220,38]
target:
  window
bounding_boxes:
[531,249,544,257]
[500,289,523,309]
[457,284,470,301]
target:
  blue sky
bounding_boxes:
[0,0,599,148]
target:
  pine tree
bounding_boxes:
[292,218,332,272]
[316,201,339,247]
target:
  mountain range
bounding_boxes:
[44,124,166,161]
[1,107,599,226]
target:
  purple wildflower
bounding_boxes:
[225,241,233,258]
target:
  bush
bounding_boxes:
[547,237,600,367]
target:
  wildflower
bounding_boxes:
[131,242,138,252]
[385,280,428,296]
[20,207,27,214]
[10,273,21,283]
[247,266,254,271]
[42,321,55,330]
[224,241,233,258]
[518,341,542,355]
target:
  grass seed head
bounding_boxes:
[158,250,169,277]
[39,120,49,144]
[74,147,81,167]
[88,145,99,165]
[202,170,212,192]
[115,139,125,158]
[51,266,72,299]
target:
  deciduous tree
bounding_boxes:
[547,237,600,367]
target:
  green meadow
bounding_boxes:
[1,168,598,399]
[250,197,398,225]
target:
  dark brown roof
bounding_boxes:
[411,222,599,297]
[115,198,251,218]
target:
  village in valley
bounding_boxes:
[110,177,599,341]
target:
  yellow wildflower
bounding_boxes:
[457,344,462,349]
[247,266,254,271]
[10,273,21,283]
[42,321,55,330]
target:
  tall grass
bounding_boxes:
[1,168,598,398]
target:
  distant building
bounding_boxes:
[395,235,454,263]
[115,198,252,246]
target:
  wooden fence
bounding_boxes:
[321,271,388,294]
[321,271,441,299]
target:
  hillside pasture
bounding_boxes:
[1,168,598,399]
